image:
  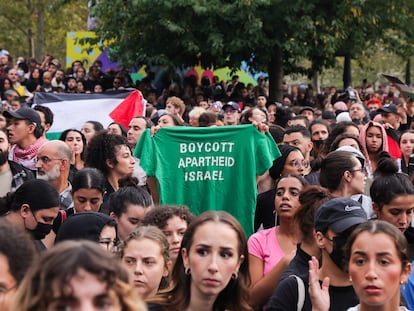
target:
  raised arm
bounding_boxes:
[308,256,330,311]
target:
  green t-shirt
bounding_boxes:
[134,124,280,236]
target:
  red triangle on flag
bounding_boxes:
[109,90,144,128]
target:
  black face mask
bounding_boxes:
[0,149,8,166]
[329,235,348,271]
[27,222,53,240]
[26,211,53,240]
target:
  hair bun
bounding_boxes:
[376,151,398,175]
[118,176,139,188]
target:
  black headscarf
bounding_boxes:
[55,212,117,244]
[269,144,302,179]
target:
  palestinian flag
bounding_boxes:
[33,90,144,140]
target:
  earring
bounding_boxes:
[401,280,406,285]
[185,268,191,275]
[349,276,352,283]
[232,272,238,280]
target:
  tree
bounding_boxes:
[0,0,88,63]
[91,0,413,101]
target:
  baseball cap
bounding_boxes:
[299,106,314,114]
[49,58,61,68]
[3,107,41,126]
[315,198,367,234]
[222,101,241,113]
[377,103,398,114]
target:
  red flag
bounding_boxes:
[109,90,144,127]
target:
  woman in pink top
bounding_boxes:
[247,174,308,309]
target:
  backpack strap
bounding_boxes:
[290,275,305,311]
[59,210,67,223]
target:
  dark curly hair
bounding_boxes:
[85,131,129,177]
[141,205,194,230]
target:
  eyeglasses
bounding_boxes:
[350,166,367,174]
[224,109,238,114]
[35,156,63,164]
[99,238,118,251]
[289,159,309,169]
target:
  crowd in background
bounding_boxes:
[1,49,414,311]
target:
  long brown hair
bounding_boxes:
[149,211,252,311]
[13,240,146,311]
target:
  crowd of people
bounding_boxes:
[2,49,414,311]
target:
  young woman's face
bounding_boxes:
[81,123,96,144]
[374,195,414,233]
[7,118,33,144]
[3,79,10,89]
[0,254,16,311]
[365,126,383,153]
[344,125,360,138]
[267,105,276,124]
[162,215,188,263]
[338,138,360,151]
[182,221,243,300]
[77,82,85,93]
[114,204,149,241]
[122,238,168,299]
[47,268,122,311]
[158,115,176,128]
[107,124,123,136]
[64,131,84,156]
[399,132,414,158]
[72,188,103,213]
[348,158,367,195]
[349,232,410,309]
[98,225,117,252]
[274,176,303,219]
[111,145,135,178]
[283,150,306,176]
[32,68,40,79]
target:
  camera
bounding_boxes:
[338,87,357,102]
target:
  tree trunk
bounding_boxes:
[312,71,319,95]
[35,1,44,61]
[405,58,411,86]
[268,44,283,102]
[28,28,34,58]
[343,54,352,89]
